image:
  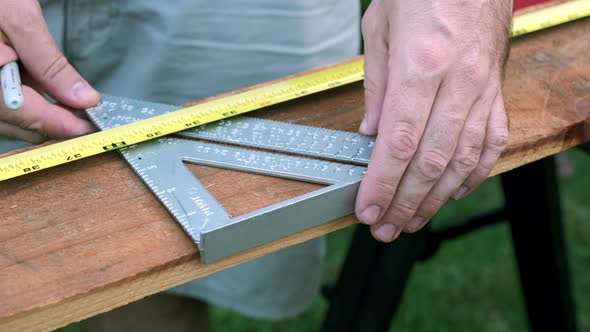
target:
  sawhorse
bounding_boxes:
[322,153,581,332]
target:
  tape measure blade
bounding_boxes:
[0,59,364,182]
[4,0,590,182]
[512,0,590,37]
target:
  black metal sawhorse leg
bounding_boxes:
[322,156,577,332]
[501,156,578,332]
[321,226,428,331]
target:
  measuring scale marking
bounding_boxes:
[87,95,374,263]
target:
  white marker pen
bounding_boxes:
[1,61,24,110]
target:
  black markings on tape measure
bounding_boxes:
[102,141,127,151]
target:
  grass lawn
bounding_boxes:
[54,149,590,331]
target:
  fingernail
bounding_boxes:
[374,224,397,242]
[72,80,97,102]
[452,186,469,200]
[406,217,424,232]
[359,114,368,134]
[359,205,381,225]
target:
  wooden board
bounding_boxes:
[2,14,590,332]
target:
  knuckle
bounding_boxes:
[361,9,387,50]
[363,76,380,95]
[390,199,417,220]
[27,121,45,135]
[415,150,449,181]
[471,162,495,183]
[361,15,374,37]
[370,174,398,198]
[361,10,381,39]
[41,54,70,82]
[408,38,450,75]
[452,146,481,173]
[383,121,420,162]
[459,57,489,87]
[4,1,43,33]
[420,195,445,218]
[475,164,493,179]
[488,128,509,151]
[14,117,44,136]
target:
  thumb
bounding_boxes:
[2,1,99,109]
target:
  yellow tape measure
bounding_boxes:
[1,0,590,182]
[0,61,364,181]
[511,0,590,37]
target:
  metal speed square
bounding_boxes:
[86,95,375,263]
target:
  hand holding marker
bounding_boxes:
[1,61,24,110]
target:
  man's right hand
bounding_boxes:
[0,0,99,144]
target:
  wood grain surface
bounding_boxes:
[2,13,590,332]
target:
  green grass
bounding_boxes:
[55,149,590,331]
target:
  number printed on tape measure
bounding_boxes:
[23,165,40,173]
[103,142,128,151]
[67,154,82,161]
